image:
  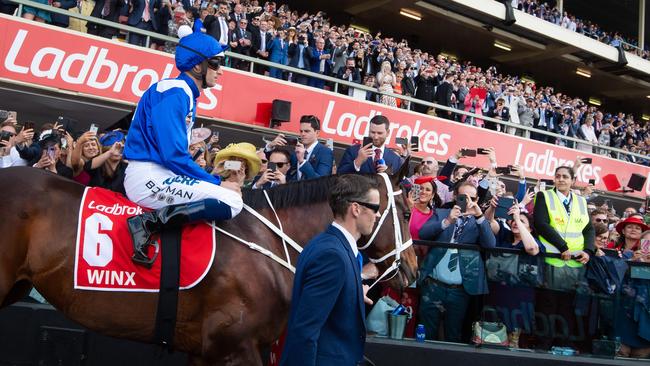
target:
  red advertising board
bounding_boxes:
[1,14,649,198]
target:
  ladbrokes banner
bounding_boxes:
[2,15,649,197]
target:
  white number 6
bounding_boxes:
[83,213,114,267]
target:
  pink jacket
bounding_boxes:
[463,93,484,127]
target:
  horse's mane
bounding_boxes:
[243,175,339,210]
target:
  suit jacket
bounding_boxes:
[232,27,252,55]
[288,43,312,70]
[298,143,333,180]
[203,15,230,43]
[418,208,496,295]
[50,0,78,27]
[434,81,453,107]
[267,37,288,65]
[309,48,332,75]
[337,144,402,175]
[251,29,272,58]
[88,0,126,25]
[280,225,366,366]
[127,0,160,29]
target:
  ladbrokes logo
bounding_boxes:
[2,28,219,109]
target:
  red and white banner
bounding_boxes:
[74,187,215,292]
[2,14,649,197]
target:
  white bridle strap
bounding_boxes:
[362,173,413,290]
[242,203,303,254]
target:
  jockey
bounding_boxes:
[123,26,242,268]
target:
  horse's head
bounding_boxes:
[360,158,418,290]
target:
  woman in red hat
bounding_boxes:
[609,216,649,253]
[408,176,442,260]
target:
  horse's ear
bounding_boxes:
[391,156,411,186]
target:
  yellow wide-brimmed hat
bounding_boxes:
[214,142,261,179]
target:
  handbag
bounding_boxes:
[471,321,509,346]
[366,296,399,336]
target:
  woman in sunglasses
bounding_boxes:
[122,26,244,268]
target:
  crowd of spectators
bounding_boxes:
[2,0,650,164]
[1,107,650,356]
[514,0,649,59]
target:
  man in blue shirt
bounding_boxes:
[123,26,243,268]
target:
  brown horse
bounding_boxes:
[0,165,417,365]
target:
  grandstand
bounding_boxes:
[1,0,650,365]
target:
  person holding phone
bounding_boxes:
[212,143,261,189]
[31,129,73,178]
[82,131,128,195]
[123,26,243,268]
[417,181,496,342]
[252,149,291,189]
[337,115,403,174]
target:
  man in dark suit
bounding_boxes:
[50,0,78,28]
[264,115,333,181]
[434,72,454,119]
[203,1,231,46]
[280,174,378,366]
[87,0,127,39]
[126,0,160,47]
[417,181,496,342]
[338,115,403,175]
[308,37,332,89]
[336,57,362,96]
[230,17,253,71]
[485,97,510,131]
[250,18,272,75]
[288,33,312,85]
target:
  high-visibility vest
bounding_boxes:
[536,189,589,268]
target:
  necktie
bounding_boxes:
[374,148,381,162]
[448,251,459,272]
[356,253,363,273]
[563,199,570,213]
[142,0,150,22]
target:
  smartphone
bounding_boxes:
[641,239,650,253]
[267,162,277,171]
[395,137,408,146]
[23,121,35,131]
[284,135,299,146]
[192,147,204,161]
[495,166,511,175]
[495,197,515,220]
[456,195,468,213]
[89,123,99,134]
[488,177,498,196]
[588,179,596,185]
[540,181,546,191]
[460,149,477,157]
[362,136,373,147]
[410,136,419,152]
[581,158,593,164]
[326,138,334,150]
[46,146,56,160]
[224,160,242,170]
[477,148,490,155]
[412,184,421,201]
[605,199,612,210]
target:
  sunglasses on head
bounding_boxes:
[350,200,380,213]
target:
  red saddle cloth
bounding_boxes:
[74,187,215,292]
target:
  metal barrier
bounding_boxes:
[5,0,650,162]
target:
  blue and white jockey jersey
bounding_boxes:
[123,72,220,186]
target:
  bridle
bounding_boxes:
[358,173,413,290]
[209,173,413,289]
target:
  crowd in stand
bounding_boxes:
[1,108,650,356]
[514,0,649,59]
[1,0,650,164]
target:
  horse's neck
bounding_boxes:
[272,201,334,255]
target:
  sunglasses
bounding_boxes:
[261,159,268,164]
[207,57,222,70]
[594,218,607,223]
[350,200,380,213]
[271,162,289,168]
[422,161,436,165]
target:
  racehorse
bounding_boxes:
[0,165,417,365]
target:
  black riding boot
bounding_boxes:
[128,201,208,268]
